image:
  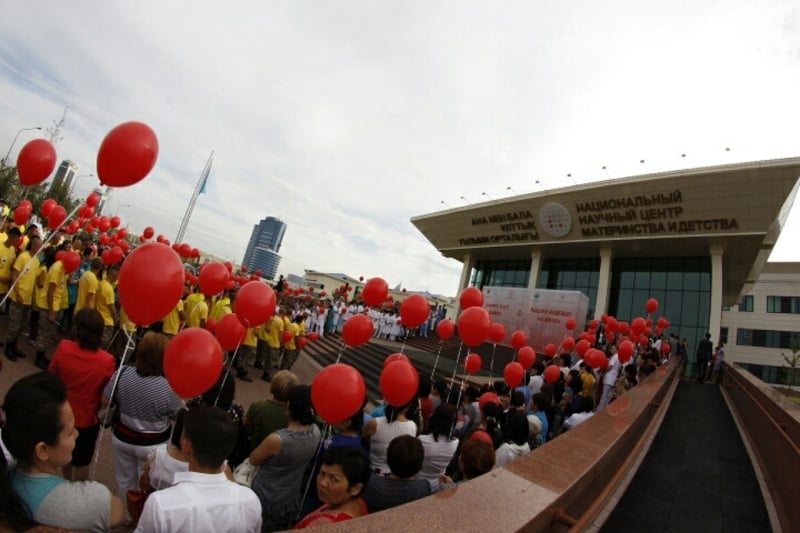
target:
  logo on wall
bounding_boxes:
[539,202,572,238]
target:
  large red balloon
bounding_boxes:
[518,346,536,369]
[17,139,57,186]
[459,287,483,309]
[380,360,419,407]
[216,313,246,351]
[561,337,576,352]
[504,362,524,388]
[13,206,30,226]
[97,121,159,187]
[361,277,389,307]
[41,198,57,218]
[61,252,81,274]
[342,314,374,347]
[565,317,577,331]
[199,262,229,297]
[399,294,430,328]
[464,353,482,374]
[575,339,591,356]
[143,226,154,239]
[631,317,647,336]
[646,298,659,314]
[163,328,223,398]
[311,364,366,423]
[383,353,409,370]
[110,216,121,228]
[618,340,634,363]
[478,392,500,411]
[457,307,491,347]
[281,330,293,344]
[436,319,455,340]
[510,330,527,349]
[234,281,276,328]
[544,365,562,384]
[118,243,184,325]
[47,205,67,230]
[544,343,557,357]
[488,323,506,344]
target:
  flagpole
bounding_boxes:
[175,151,213,244]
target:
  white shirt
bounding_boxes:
[602,354,621,387]
[494,442,530,469]
[564,411,594,430]
[528,375,543,396]
[135,471,262,533]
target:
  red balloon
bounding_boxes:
[164,328,223,398]
[544,343,557,357]
[216,313,246,351]
[362,277,389,307]
[86,193,101,207]
[47,205,67,230]
[118,240,130,253]
[13,206,30,226]
[143,226,154,239]
[342,314,374,347]
[297,337,308,350]
[504,362,524,388]
[312,364,366,423]
[80,205,95,218]
[65,221,79,235]
[457,307,491,347]
[488,323,506,344]
[106,246,124,266]
[240,265,248,273]
[308,332,320,342]
[565,317,577,331]
[223,261,233,272]
[17,139,56,186]
[205,317,217,334]
[469,430,494,446]
[234,281,276,328]
[518,346,536,369]
[661,342,671,355]
[576,339,591,356]
[320,290,327,297]
[97,121,158,187]
[380,360,419,407]
[510,330,527,349]
[199,262,229,297]
[118,243,184,326]
[399,294,429,328]
[383,353,410,369]
[191,248,200,259]
[464,353,482,374]
[281,330,293,344]
[586,349,609,371]
[459,287,483,309]
[98,216,111,232]
[61,252,81,274]
[41,198,57,218]
[646,298,659,314]
[544,365,562,384]
[561,337,576,352]
[178,243,191,258]
[589,319,599,330]
[110,216,121,228]
[478,392,500,411]
[631,317,647,336]
[657,316,668,329]
[436,319,455,340]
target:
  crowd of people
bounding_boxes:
[0,220,681,532]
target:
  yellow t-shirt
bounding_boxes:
[209,297,231,321]
[75,270,99,312]
[162,300,184,335]
[119,307,137,332]
[243,327,258,347]
[185,298,208,328]
[285,322,300,350]
[46,261,67,312]
[259,315,284,348]
[10,252,39,306]
[34,265,48,310]
[96,280,116,326]
[0,243,18,293]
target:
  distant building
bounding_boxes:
[48,160,78,195]
[242,217,286,280]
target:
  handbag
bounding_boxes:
[126,470,153,525]
[233,458,259,487]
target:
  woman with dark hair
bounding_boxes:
[0,372,124,531]
[494,411,530,468]
[47,308,115,482]
[362,435,431,512]
[363,400,418,474]
[102,331,182,524]
[418,402,458,492]
[250,385,322,531]
[295,446,372,528]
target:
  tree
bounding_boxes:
[782,334,800,397]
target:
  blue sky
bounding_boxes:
[1,1,799,296]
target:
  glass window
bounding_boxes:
[767,296,800,314]
[683,271,700,291]
[739,295,754,312]
[650,270,667,290]
[720,327,728,344]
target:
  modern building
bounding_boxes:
[411,158,800,376]
[47,160,78,195]
[242,216,286,280]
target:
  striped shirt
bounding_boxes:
[104,365,182,433]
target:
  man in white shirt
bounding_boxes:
[597,346,621,411]
[136,407,262,533]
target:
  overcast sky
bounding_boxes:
[1,1,799,296]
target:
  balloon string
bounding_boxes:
[489,343,497,380]
[215,343,242,407]
[334,341,346,365]
[297,423,331,522]
[179,298,207,333]
[430,340,443,381]
[448,343,465,392]
[90,328,136,481]
[0,202,83,309]
[448,376,467,440]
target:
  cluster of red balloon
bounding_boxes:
[172,242,201,260]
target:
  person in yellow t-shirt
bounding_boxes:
[209,292,231,321]
[280,317,302,371]
[0,227,21,306]
[184,291,209,328]
[31,249,66,369]
[96,265,119,349]
[75,258,102,313]
[256,314,283,381]
[5,235,42,361]
[236,326,258,382]
[161,300,186,337]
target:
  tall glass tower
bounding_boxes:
[242,217,287,280]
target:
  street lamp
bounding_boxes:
[114,203,132,217]
[3,127,43,166]
[481,192,494,201]
[69,173,94,195]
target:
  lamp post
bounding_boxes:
[113,203,131,217]
[3,126,43,167]
[69,173,94,195]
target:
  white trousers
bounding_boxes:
[111,435,163,514]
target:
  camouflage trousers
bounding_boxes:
[237,344,256,371]
[102,326,115,351]
[7,300,31,342]
[31,308,59,352]
[281,348,299,371]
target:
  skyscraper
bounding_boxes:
[48,160,78,195]
[242,217,287,280]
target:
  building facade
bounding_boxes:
[242,216,286,280]
[411,158,800,376]
[47,160,78,195]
